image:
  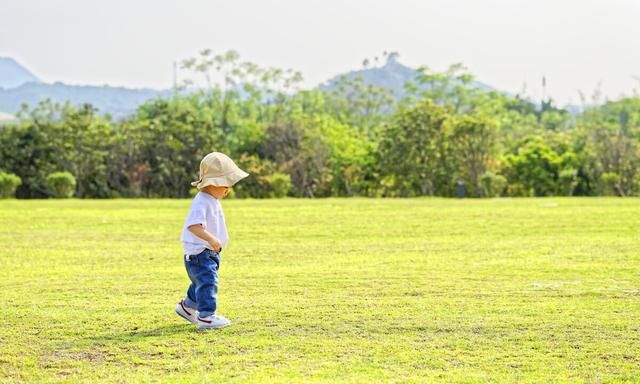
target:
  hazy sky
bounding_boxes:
[1,0,639,105]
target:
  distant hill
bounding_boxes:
[319,53,493,97]
[0,54,507,119]
[0,82,169,119]
[0,57,169,118]
[0,57,41,89]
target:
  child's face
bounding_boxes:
[203,185,231,199]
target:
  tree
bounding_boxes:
[323,75,395,137]
[404,63,479,113]
[579,99,640,196]
[451,114,499,196]
[379,100,454,196]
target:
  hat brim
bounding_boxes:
[191,168,249,190]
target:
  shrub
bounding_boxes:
[233,154,291,198]
[559,168,578,196]
[599,172,621,196]
[46,172,76,198]
[265,172,292,198]
[0,171,22,198]
[507,183,534,197]
[479,171,507,197]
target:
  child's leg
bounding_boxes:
[192,252,220,318]
[184,283,198,309]
[183,255,200,309]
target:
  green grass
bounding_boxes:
[0,198,639,383]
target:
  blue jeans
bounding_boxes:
[183,248,221,318]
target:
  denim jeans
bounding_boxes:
[183,248,221,318]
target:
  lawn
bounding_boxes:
[0,198,639,383]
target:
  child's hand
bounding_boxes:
[208,237,222,252]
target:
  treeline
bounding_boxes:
[1,50,639,198]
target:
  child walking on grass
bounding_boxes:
[175,152,248,329]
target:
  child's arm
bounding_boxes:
[187,224,222,252]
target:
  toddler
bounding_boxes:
[175,152,248,329]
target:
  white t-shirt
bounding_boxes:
[180,192,229,255]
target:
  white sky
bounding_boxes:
[1,0,639,105]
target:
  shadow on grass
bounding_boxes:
[76,323,196,348]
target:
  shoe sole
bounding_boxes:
[175,307,198,324]
[197,321,232,330]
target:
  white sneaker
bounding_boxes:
[197,314,232,329]
[175,299,198,324]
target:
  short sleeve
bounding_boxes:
[184,199,207,229]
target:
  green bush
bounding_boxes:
[0,171,22,198]
[559,168,578,196]
[479,171,507,197]
[265,172,292,198]
[599,172,621,196]
[633,175,640,197]
[46,172,76,198]
[507,183,534,197]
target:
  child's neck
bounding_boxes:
[200,189,219,199]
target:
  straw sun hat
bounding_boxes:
[190,152,249,190]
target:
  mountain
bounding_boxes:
[0,57,169,118]
[0,54,504,119]
[319,53,493,97]
[0,82,169,119]
[0,57,41,89]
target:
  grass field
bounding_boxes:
[0,198,639,383]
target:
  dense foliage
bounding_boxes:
[0,170,21,198]
[1,50,639,198]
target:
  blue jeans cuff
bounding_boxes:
[183,297,198,310]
